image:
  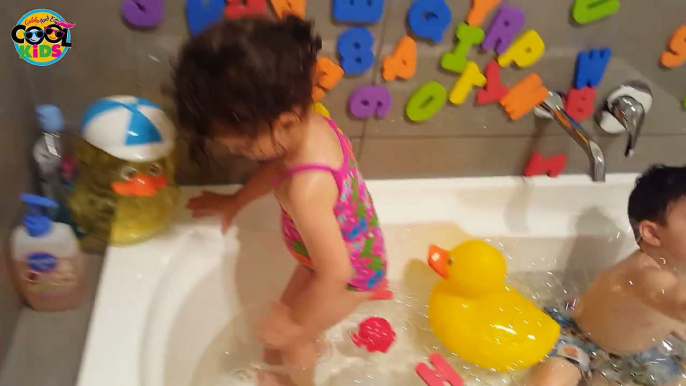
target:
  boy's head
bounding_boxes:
[629,165,686,259]
[173,16,321,161]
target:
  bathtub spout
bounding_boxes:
[537,91,606,182]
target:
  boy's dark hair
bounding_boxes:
[172,16,322,155]
[628,165,686,229]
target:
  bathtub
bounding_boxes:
[77,174,640,386]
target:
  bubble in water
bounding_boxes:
[191,272,593,386]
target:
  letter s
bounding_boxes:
[51,45,62,57]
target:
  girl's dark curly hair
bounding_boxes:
[172,16,322,157]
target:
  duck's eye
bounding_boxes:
[448,259,453,266]
[148,162,162,176]
[120,166,138,180]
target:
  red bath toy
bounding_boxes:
[350,317,396,353]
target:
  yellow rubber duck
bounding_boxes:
[427,240,560,371]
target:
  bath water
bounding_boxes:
[190,270,584,386]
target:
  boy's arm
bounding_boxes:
[234,161,279,208]
[629,265,686,322]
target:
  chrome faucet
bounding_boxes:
[536,91,606,182]
[596,82,653,158]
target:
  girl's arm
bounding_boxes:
[235,161,280,208]
[280,172,359,338]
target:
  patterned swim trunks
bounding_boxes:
[545,306,685,386]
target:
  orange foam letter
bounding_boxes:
[661,25,686,68]
[312,57,344,101]
[382,36,417,81]
[271,0,306,19]
[500,74,548,120]
[466,0,500,27]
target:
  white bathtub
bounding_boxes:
[77,175,640,386]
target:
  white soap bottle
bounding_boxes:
[11,194,84,311]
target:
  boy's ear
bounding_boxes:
[639,220,661,247]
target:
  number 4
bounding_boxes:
[382,36,417,81]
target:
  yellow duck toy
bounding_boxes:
[69,96,178,253]
[427,240,560,371]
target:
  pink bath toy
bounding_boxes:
[370,277,393,300]
[350,317,395,353]
[416,353,464,386]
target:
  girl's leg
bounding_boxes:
[282,289,372,386]
[264,265,313,365]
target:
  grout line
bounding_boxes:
[358,0,396,161]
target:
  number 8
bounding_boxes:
[337,27,375,76]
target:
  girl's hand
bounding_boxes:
[258,302,304,350]
[186,190,241,233]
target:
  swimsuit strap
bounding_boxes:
[273,117,349,187]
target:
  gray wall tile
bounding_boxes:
[0,2,36,367]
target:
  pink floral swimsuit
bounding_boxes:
[276,118,386,291]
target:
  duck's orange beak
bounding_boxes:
[111,174,167,197]
[428,244,450,278]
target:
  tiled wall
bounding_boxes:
[10,0,686,184]
[0,5,37,365]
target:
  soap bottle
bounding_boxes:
[34,105,65,219]
[11,194,84,311]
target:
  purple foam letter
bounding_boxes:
[348,85,392,119]
[482,5,525,54]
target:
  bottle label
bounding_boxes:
[23,253,78,294]
[27,252,57,272]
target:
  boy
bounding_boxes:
[528,165,686,386]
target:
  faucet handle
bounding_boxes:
[597,82,652,157]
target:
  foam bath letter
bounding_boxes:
[482,5,525,54]
[416,353,464,386]
[348,85,392,119]
[467,0,500,27]
[573,0,619,25]
[405,81,448,122]
[574,48,612,89]
[122,0,163,28]
[225,0,267,18]
[449,62,486,105]
[564,87,596,122]
[332,0,384,24]
[524,153,567,177]
[497,30,545,68]
[271,0,306,19]
[382,36,417,81]
[186,0,225,36]
[408,0,452,43]
[500,74,548,120]
[661,26,686,68]
[312,57,344,101]
[476,61,508,104]
[441,23,485,73]
[337,27,375,75]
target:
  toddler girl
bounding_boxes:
[173,16,387,386]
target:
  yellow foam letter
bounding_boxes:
[497,30,545,68]
[449,62,486,105]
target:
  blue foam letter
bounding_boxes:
[574,48,612,88]
[407,0,452,43]
[332,0,385,24]
[337,27,375,75]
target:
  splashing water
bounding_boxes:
[190,270,590,386]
